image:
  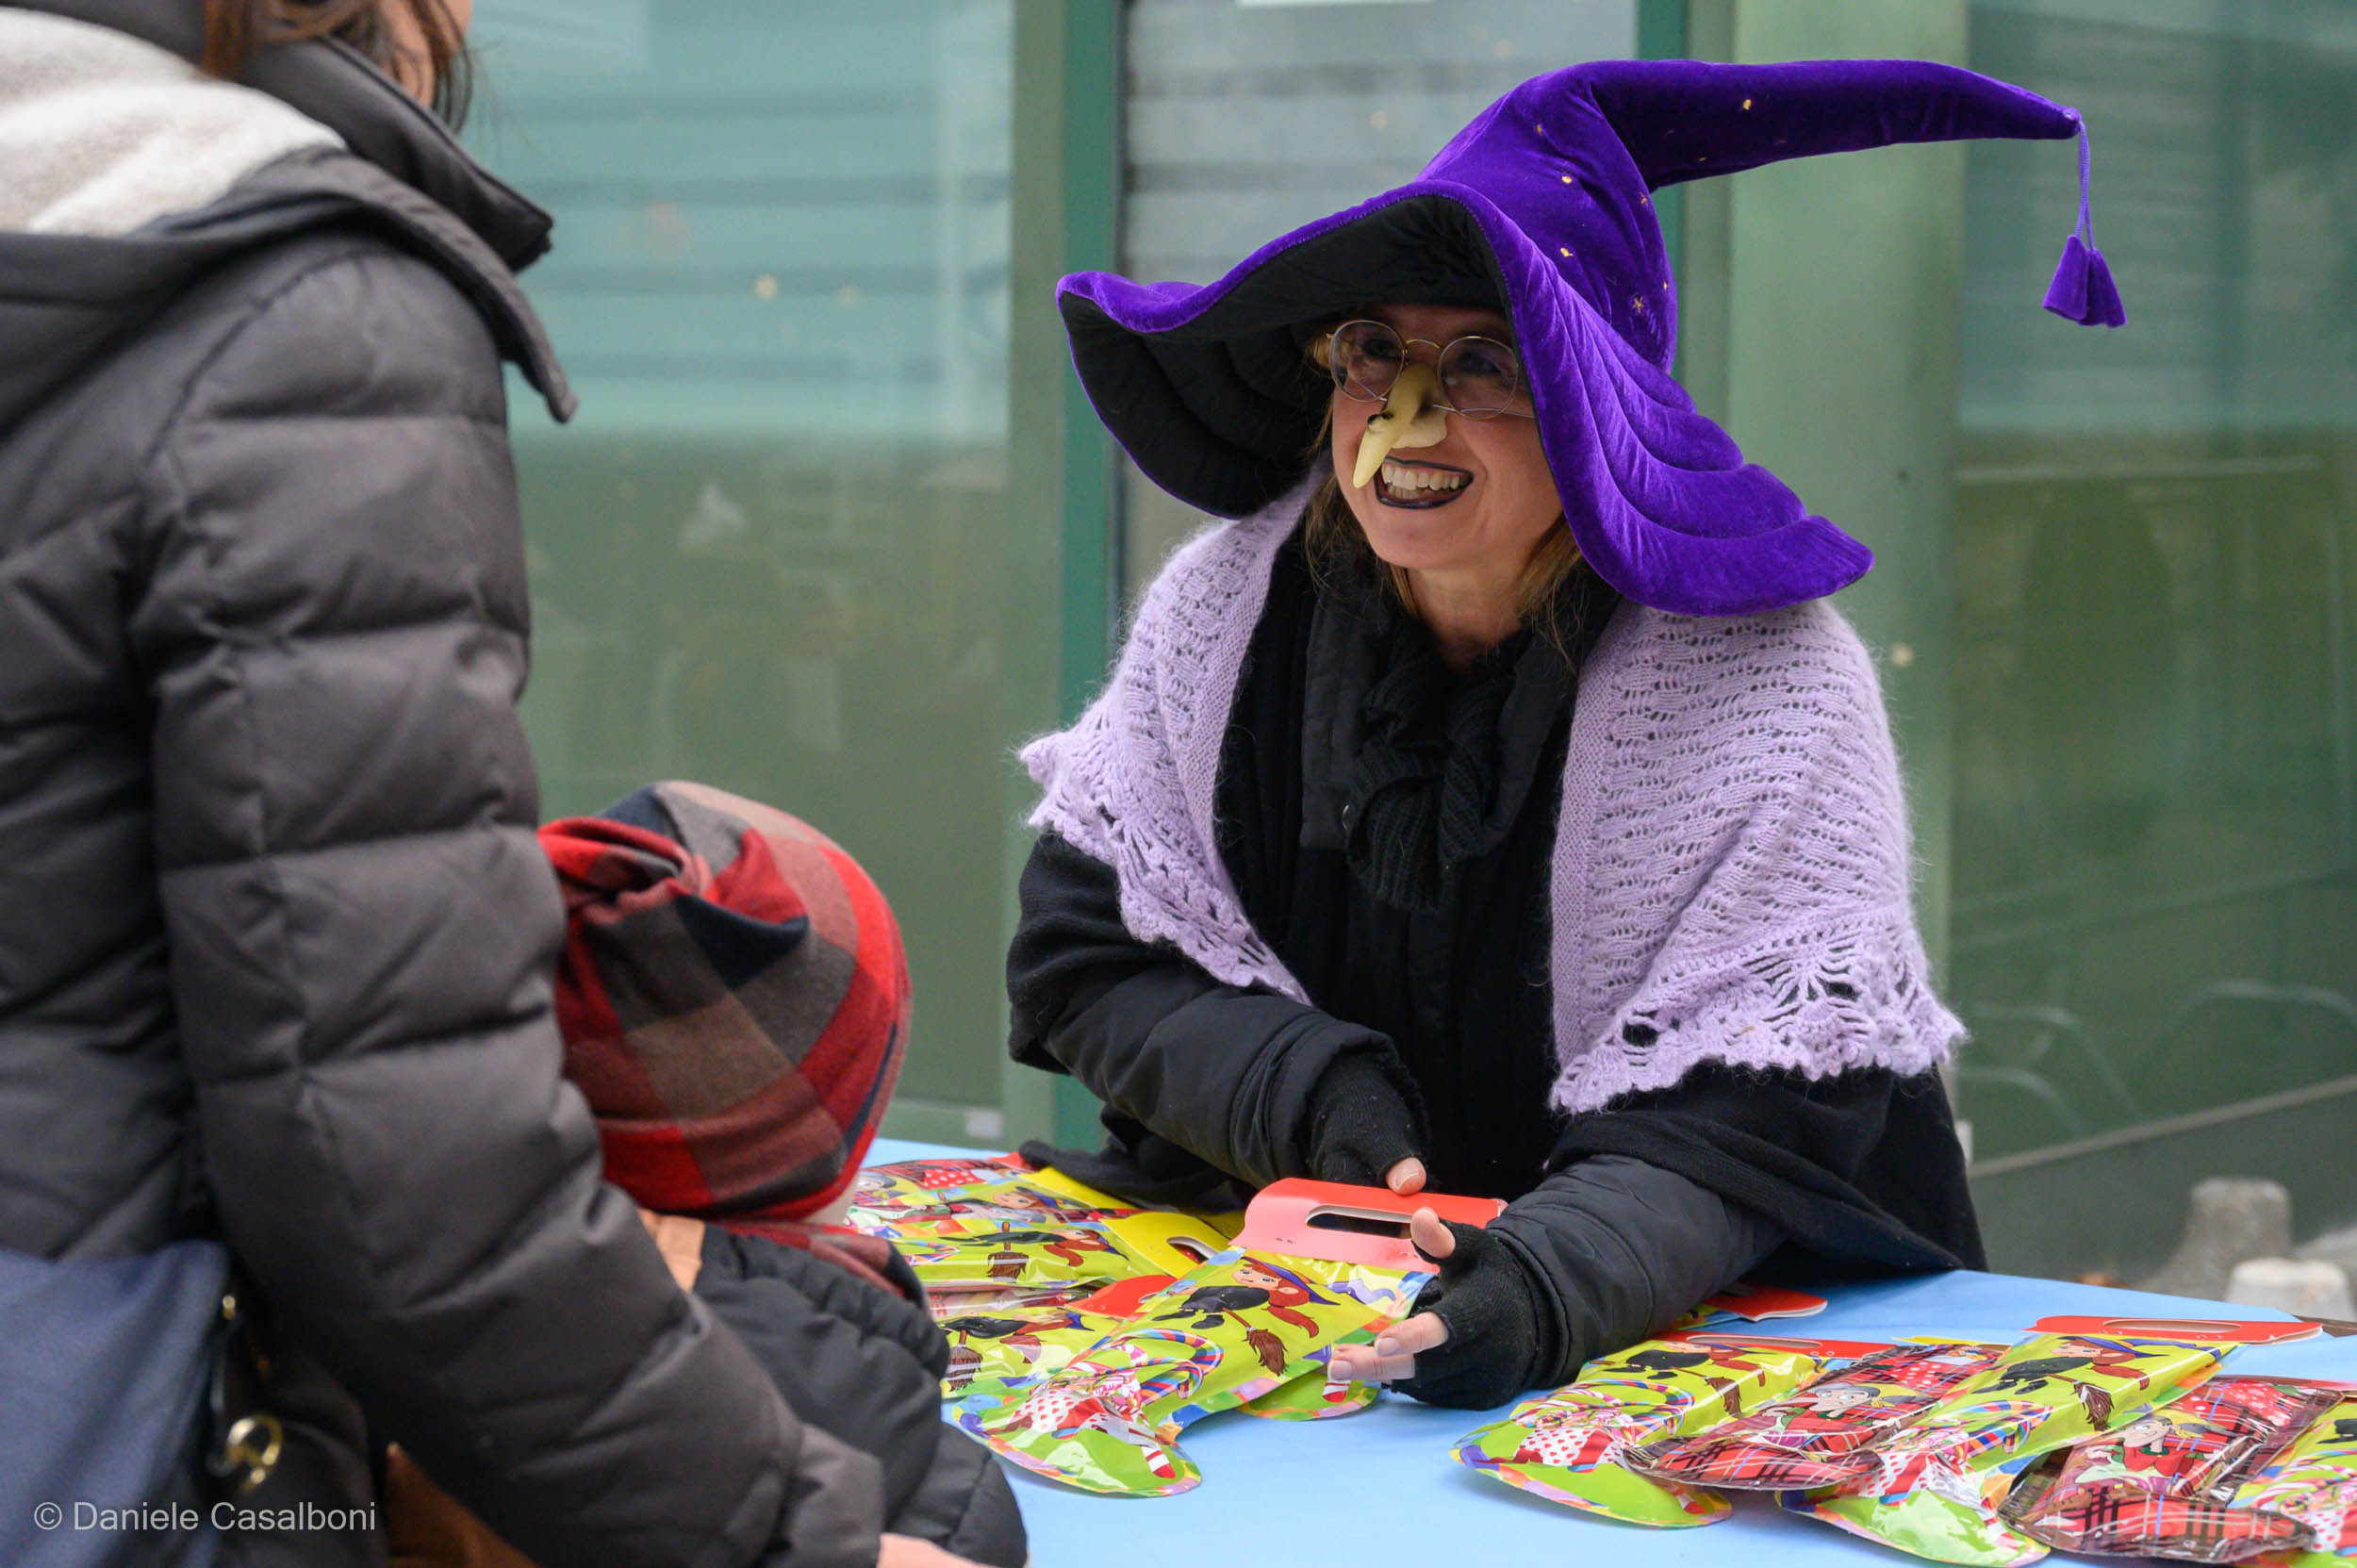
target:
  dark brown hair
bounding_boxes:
[201,0,471,126]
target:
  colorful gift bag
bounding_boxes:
[901,1208,1229,1295]
[850,1154,1027,1208]
[849,1155,1067,1222]
[895,1221,1136,1291]
[1624,1341,2012,1489]
[858,1155,1332,1413]
[1784,1332,2239,1566]
[953,1179,1502,1496]
[2234,1393,2357,1566]
[849,1156,1141,1233]
[1821,1332,2234,1494]
[1795,1485,2053,1567]
[955,1250,1414,1494]
[941,1274,1173,1395]
[941,1274,1385,1417]
[850,1155,1236,1296]
[1452,1335,1840,1527]
[2003,1378,2340,1563]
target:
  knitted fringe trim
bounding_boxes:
[1549,915,1965,1116]
[1023,736,1307,1001]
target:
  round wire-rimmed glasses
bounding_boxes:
[1323,319,1533,420]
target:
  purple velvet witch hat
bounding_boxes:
[1060,58,2124,617]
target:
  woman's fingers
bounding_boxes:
[1327,1344,1416,1382]
[1384,1156,1427,1195]
[1323,1213,1456,1382]
[1327,1311,1451,1384]
[1375,1310,1452,1358]
[1409,1206,1454,1260]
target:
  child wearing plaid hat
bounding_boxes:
[388,783,1023,1568]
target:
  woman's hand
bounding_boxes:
[1324,1208,1555,1409]
[1327,1208,1456,1383]
[1304,1053,1426,1190]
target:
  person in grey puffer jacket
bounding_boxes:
[0,5,971,1566]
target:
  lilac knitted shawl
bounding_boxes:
[1022,482,1963,1115]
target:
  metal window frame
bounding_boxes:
[997,0,1127,1149]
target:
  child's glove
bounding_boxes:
[1395,1219,1558,1410]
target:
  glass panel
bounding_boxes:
[1956,2,2357,1273]
[1117,0,1640,595]
[468,0,1018,1113]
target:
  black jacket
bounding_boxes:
[1010,532,1983,1391]
[0,7,881,1565]
[697,1232,1025,1568]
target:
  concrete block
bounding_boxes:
[2297,1222,2357,1279]
[2135,1177,2294,1300]
[2226,1258,2357,1321]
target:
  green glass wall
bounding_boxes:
[468,1,1025,1140]
[1952,1,2357,1276]
[1681,0,2356,1277]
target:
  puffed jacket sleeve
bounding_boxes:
[128,238,882,1568]
[1010,829,1423,1192]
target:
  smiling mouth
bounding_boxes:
[1374,459,1472,509]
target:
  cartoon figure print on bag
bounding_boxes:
[979,1229,1124,1280]
[941,1312,1090,1378]
[1153,1258,1338,1375]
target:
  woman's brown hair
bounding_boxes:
[200,0,471,126]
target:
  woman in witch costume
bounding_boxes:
[1009,58,2124,1409]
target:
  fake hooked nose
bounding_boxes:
[1350,361,1450,489]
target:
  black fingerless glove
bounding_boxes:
[1395,1220,1561,1411]
[1301,1052,1425,1188]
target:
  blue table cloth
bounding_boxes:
[865,1138,2356,1568]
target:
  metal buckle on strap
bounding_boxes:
[209,1411,285,1495]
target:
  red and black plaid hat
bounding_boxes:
[540,782,908,1226]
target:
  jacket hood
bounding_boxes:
[0,0,571,433]
[25,0,554,267]
[0,8,342,237]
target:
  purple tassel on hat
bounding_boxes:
[2044,122,2126,326]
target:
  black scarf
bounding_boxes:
[1299,561,1601,913]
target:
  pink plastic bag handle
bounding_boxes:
[1234,1179,1506,1272]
